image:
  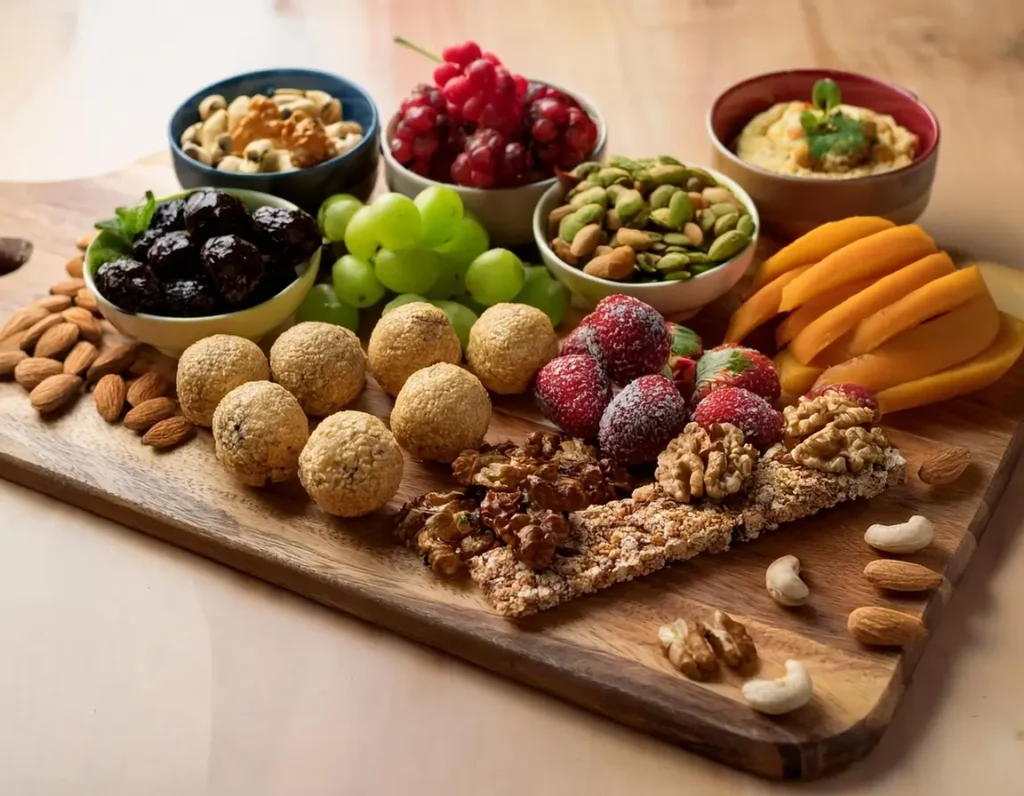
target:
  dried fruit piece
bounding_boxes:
[847,606,927,647]
[127,371,169,406]
[124,397,177,431]
[93,374,127,422]
[776,279,873,349]
[918,444,971,485]
[86,342,139,382]
[63,340,99,375]
[34,322,80,359]
[143,417,197,450]
[14,357,63,390]
[774,348,823,399]
[29,373,82,413]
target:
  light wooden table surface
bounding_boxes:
[1,1,1023,793]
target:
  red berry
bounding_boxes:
[804,383,879,412]
[442,75,474,106]
[412,135,439,160]
[394,120,415,142]
[404,105,437,133]
[498,141,532,186]
[598,375,688,465]
[451,152,472,185]
[581,295,670,385]
[433,62,462,88]
[694,344,781,404]
[441,41,482,67]
[692,387,783,451]
[390,137,412,163]
[535,355,611,440]
[411,158,431,176]
[560,325,605,365]
[465,59,497,92]
[481,51,502,65]
[531,118,559,143]
[462,95,484,122]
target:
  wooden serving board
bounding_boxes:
[1,166,1022,781]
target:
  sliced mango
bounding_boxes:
[779,225,937,313]
[775,347,823,399]
[972,261,1024,321]
[877,313,1024,414]
[724,264,812,343]
[776,279,874,349]
[788,252,956,365]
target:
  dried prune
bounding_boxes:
[146,231,201,280]
[184,190,251,243]
[249,262,298,305]
[150,198,186,234]
[200,234,264,305]
[162,278,220,317]
[94,257,161,314]
[131,228,163,262]
[250,206,321,266]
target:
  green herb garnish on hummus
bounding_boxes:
[798,79,872,164]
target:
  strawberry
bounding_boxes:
[598,374,688,464]
[692,387,783,451]
[693,343,780,404]
[805,382,879,413]
[664,355,697,400]
[560,325,604,366]
[535,354,611,439]
[580,294,669,384]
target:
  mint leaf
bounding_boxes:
[94,216,132,247]
[88,229,132,270]
[812,78,841,112]
[807,113,866,161]
[96,191,157,248]
[799,110,822,135]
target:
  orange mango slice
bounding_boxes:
[724,264,812,343]
[776,279,874,349]
[774,347,824,399]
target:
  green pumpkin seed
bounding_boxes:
[569,186,609,209]
[636,253,659,273]
[714,212,740,236]
[609,155,642,171]
[663,270,693,281]
[649,184,678,210]
[655,252,689,271]
[689,264,719,274]
[558,204,604,242]
[649,164,688,186]
[627,208,650,228]
[650,242,668,253]
[709,202,739,218]
[668,191,695,227]
[707,229,750,261]
[736,215,756,237]
[698,208,717,234]
[661,232,689,246]
[614,189,645,223]
[657,155,683,166]
[569,161,601,179]
[591,167,633,187]
[664,245,690,254]
[685,252,711,264]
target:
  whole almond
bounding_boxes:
[34,322,79,359]
[87,342,139,382]
[0,349,27,377]
[61,307,103,343]
[584,246,635,280]
[848,606,927,647]
[1,331,26,351]
[29,373,82,414]
[75,288,99,314]
[93,374,127,422]
[614,228,653,251]
[32,295,73,312]
[919,445,971,486]
[50,278,86,296]
[76,230,98,250]
[569,223,602,258]
[14,357,63,390]
[864,560,943,592]
[124,397,176,431]
[142,416,196,450]
[19,314,63,351]
[63,340,99,376]
[127,371,169,406]
[65,256,84,278]
[1,306,50,341]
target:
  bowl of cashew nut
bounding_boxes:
[169,68,380,214]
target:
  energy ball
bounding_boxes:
[367,302,461,397]
[213,381,309,486]
[298,411,404,518]
[466,303,559,394]
[269,322,366,416]
[391,363,491,463]
[176,334,270,427]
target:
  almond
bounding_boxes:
[1,306,50,341]
[142,416,196,449]
[76,230,98,250]
[63,340,99,376]
[86,342,139,382]
[32,295,73,312]
[14,357,63,390]
[29,373,82,414]
[93,374,127,422]
[50,278,86,296]
[0,349,27,377]
[19,314,63,351]
[847,606,927,647]
[127,371,169,406]
[123,397,176,431]
[918,444,971,485]
[34,322,79,359]
[75,288,99,314]
[1,331,26,351]
[65,256,84,278]
[864,560,943,592]
[61,307,103,343]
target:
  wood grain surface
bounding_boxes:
[0,164,1021,780]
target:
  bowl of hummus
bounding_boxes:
[707,69,940,240]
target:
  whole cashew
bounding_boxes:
[180,121,203,147]
[227,95,252,133]
[198,94,227,121]
[216,155,246,173]
[765,555,809,607]
[183,142,213,166]
[741,659,813,715]
[199,109,229,153]
[864,515,933,554]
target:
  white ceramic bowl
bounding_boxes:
[381,83,606,247]
[84,188,321,358]
[532,168,759,318]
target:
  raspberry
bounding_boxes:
[535,355,611,440]
[692,387,783,451]
[693,344,781,404]
[805,383,879,413]
[598,375,688,465]
[582,295,670,385]
[560,325,604,365]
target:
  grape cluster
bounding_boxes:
[389,39,599,188]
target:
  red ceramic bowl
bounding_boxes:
[707,69,940,240]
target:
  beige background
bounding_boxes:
[1,0,1023,793]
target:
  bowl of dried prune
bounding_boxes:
[84,188,322,357]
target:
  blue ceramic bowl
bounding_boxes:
[169,68,380,214]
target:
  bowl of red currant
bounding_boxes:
[383,38,606,247]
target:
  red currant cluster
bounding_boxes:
[390,39,599,189]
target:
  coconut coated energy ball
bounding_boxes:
[390,363,491,463]
[269,321,366,416]
[298,411,404,517]
[466,303,559,394]
[367,302,461,397]
[176,334,270,426]
[213,381,309,486]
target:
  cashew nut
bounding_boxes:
[198,108,228,153]
[216,155,247,173]
[183,142,213,166]
[741,659,813,715]
[198,94,227,121]
[864,515,933,554]
[765,555,809,607]
[226,95,252,132]
[320,97,342,124]
[180,121,203,147]
[275,96,319,120]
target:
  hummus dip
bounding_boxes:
[736,101,918,179]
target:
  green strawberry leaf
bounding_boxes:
[695,347,753,385]
[667,322,703,358]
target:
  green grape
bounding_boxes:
[371,193,421,250]
[318,194,363,242]
[383,293,428,314]
[332,254,385,308]
[423,256,468,300]
[414,185,463,248]
[296,284,359,332]
[433,214,489,269]
[513,266,570,327]
[458,295,489,317]
[431,300,478,350]
[373,248,441,294]
[465,248,526,306]
[344,205,381,261]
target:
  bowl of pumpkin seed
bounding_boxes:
[533,155,758,315]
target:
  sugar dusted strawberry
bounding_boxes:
[598,374,688,464]
[805,382,879,413]
[535,354,611,439]
[694,343,780,404]
[560,324,604,365]
[692,387,783,451]
[581,294,669,384]
[664,355,697,400]
[666,321,703,358]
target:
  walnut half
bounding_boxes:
[393,491,499,575]
[791,425,889,474]
[706,610,758,673]
[658,619,718,680]
[654,422,758,503]
[783,393,875,439]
